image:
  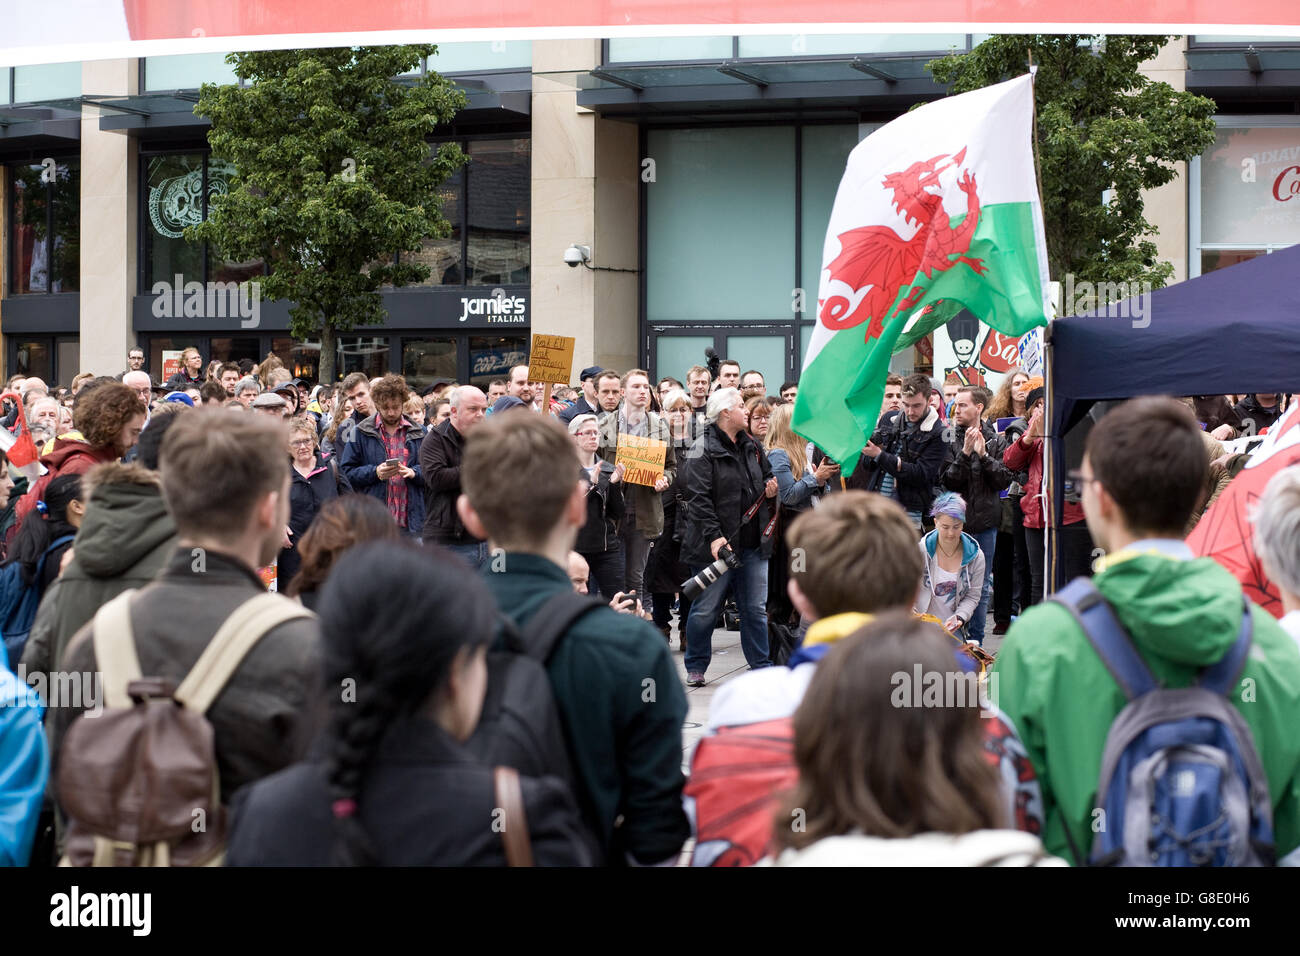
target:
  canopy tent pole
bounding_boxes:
[1043,322,1058,596]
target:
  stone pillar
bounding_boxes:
[1140,38,1190,286]
[79,58,138,377]
[530,40,640,378]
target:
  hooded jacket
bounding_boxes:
[992,547,1300,864]
[0,655,47,866]
[22,463,177,681]
[847,407,946,516]
[1232,394,1284,435]
[914,530,986,628]
[13,437,117,533]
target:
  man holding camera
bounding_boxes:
[679,387,778,686]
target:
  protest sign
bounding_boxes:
[614,434,667,487]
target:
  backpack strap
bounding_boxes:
[174,593,316,715]
[1198,597,1254,696]
[1049,578,1157,701]
[520,591,608,664]
[493,766,534,867]
[92,590,143,710]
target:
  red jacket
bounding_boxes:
[1002,432,1084,530]
[13,438,117,530]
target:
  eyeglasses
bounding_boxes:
[289,438,314,448]
[575,430,599,438]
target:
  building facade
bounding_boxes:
[1,35,1297,389]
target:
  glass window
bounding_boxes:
[800,125,860,306]
[430,41,532,73]
[208,336,263,368]
[8,160,80,294]
[410,168,463,285]
[469,335,528,390]
[646,127,795,322]
[206,158,265,283]
[738,34,966,58]
[654,335,715,385]
[148,336,202,383]
[269,337,322,382]
[144,53,238,91]
[13,62,81,103]
[402,338,458,390]
[467,139,530,286]
[12,340,51,381]
[1199,125,1300,246]
[724,335,786,398]
[1,68,10,105]
[607,37,732,62]
[56,339,80,385]
[145,153,207,288]
[1201,249,1267,274]
[336,336,390,381]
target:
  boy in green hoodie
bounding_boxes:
[992,396,1300,864]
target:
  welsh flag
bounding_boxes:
[792,73,1050,474]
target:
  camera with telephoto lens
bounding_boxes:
[681,545,739,601]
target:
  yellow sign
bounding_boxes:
[528,334,576,385]
[614,434,667,487]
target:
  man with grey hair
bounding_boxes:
[233,377,261,410]
[420,384,489,566]
[1254,467,1300,645]
[678,386,778,685]
[122,371,153,410]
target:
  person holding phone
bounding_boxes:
[340,374,425,538]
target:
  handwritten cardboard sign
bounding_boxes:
[614,434,667,487]
[528,334,575,385]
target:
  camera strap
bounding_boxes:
[740,493,779,543]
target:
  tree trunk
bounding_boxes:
[318,322,337,385]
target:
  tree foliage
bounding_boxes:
[929,36,1217,313]
[190,46,466,381]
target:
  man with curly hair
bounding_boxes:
[340,373,424,537]
[11,382,146,540]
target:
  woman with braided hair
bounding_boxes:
[225,540,591,866]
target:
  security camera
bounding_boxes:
[564,244,591,268]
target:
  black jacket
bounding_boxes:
[939,419,1013,533]
[225,717,592,866]
[1232,395,1284,435]
[847,407,946,516]
[575,459,624,554]
[280,455,347,587]
[679,424,774,568]
[418,418,479,544]
[558,396,597,424]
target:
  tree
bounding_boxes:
[191,46,467,382]
[928,36,1217,314]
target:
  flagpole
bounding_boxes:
[1028,52,1059,596]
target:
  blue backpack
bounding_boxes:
[0,534,75,667]
[1052,578,1274,867]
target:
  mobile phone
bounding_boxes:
[383,458,401,468]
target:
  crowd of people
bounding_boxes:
[0,344,1296,868]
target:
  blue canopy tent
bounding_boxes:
[1042,242,1300,592]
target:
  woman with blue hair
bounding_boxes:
[914,492,987,643]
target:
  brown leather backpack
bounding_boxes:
[57,590,314,867]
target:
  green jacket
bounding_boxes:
[482,553,690,864]
[992,548,1300,864]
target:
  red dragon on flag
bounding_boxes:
[818,147,987,342]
